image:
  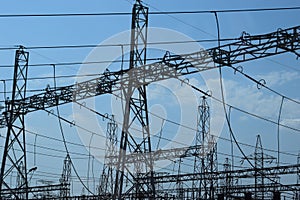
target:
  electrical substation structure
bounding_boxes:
[0,0,300,199]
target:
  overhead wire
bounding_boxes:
[0,37,239,51]
[277,97,284,167]
[214,11,296,191]
[23,128,106,153]
[52,64,95,195]
[75,98,297,161]
[1,71,298,160]
[1,3,298,195]
[112,90,299,158]
[229,65,300,105]
[174,75,300,135]
[0,57,162,68]
[0,6,298,18]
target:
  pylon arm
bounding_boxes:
[1,25,299,127]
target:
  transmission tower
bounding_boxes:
[193,96,217,199]
[99,116,118,197]
[60,154,71,199]
[244,135,276,199]
[222,158,232,199]
[113,0,155,199]
[176,158,184,199]
[16,161,26,199]
[0,46,29,199]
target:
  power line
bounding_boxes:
[0,72,298,157]
[229,65,300,105]
[52,65,95,195]
[111,92,299,158]
[0,6,299,18]
[0,37,238,51]
[175,76,300,135]
[21,97,297,163]
[0,57,162,68]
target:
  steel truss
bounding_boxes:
[0,25,298,123]
[0,21,300,199]
[113,0,155,199]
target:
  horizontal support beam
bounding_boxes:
[1,25,299,127]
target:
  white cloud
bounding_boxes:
[221,70,300,123]
[281,118,300,129]
[257,71,299,87]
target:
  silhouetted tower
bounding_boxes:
[207,135,218,199]
[245,135,275,200]
[0,47,29,199]
[99,116,118,197]
[113,0,155,199]
[255,135,264,199]
[60,154,71,199]
[176,158,184,199]
[193,96,217,199]
[222,158,232,199]
[16,161,26,199]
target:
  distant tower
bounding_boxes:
[222,158,232,198]
[176,158,184,200]
[16,161,26,199]
[193,96,217,199]
[60,154,71,199]
[245,135,275,200]
[99,116,118,197]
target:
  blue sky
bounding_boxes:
[0,0,300,196]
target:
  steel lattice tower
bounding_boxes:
[113,0,155,199]
[222,158,232,198]
[99,116,118,197]
[0,47,29,199]
[193,96,217,199]
[254,135,264,199]
[60,154,71,199]
[245,135,275,199]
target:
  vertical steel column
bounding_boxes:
[0,47,29,199]
[60,154,71,199]
[113,0,155,199]
[254,135,264,200]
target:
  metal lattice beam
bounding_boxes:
[0,25,299,199]
[0,25,299,127]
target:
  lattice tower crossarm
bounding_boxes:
[0,25,299,125]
